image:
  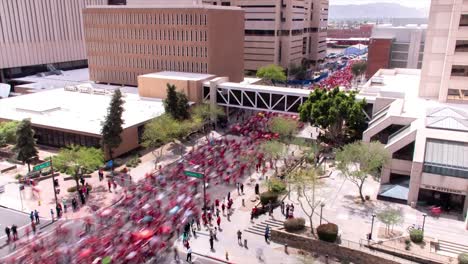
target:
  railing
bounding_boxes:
[367,240,449,264]
[387,124,411,145]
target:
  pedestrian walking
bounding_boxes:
[173,247,179,262]
[209,235,214,250]
[237,230,242,244]
[227,192,231,201]
[11,225,17,240]
[240,183,244,194]
[31,221,36,235]
[265,225,270,243]
[196,218,201,230]
[5,226,10,242]
[98,169,104,181]
[30,211,34,222]
[186,246,192,262]
[280,201,285,215]
[107,180,112,192]
[34,210,40,224]
[50,208,54,222]
[216,208,220,218]
[72,197,77,211]
[285,204,290,219]
[236,183,240,195]
[255,183,259,195]
[221,203,225,215]
[269,203,274,216]
[216,216,221,228]
[213,227,218,240]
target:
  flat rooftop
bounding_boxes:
[13,68,138,94]
[140,71,215,81]
[86,5,241,10]
[0,89,164,135]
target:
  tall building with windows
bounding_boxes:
[419,0,468,102]
[203,0,329,71]
[0,0,108,83]
[360,0,468,218]
[83,5,244,86]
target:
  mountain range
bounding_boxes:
[329,3,429,19]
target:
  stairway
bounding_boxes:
[436,240,468,257]
[245,218,284,236]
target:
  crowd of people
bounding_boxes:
[4,112,299,264]
[309,60,361,91]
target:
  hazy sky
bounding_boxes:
[331,0,430,8]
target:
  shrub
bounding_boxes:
[409,229,424,243]
[259,191,279,205]
[459,253,468,264]
[125,155,141,168]
[284,217,305,232]
[15,174,23,180]
[405,245,411,251]
[67,184,92,193]
[268,178,286,193]
[317,223,339,243]
[405,239,411,245]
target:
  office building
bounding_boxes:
[360,1,468,217]
[83,5,244,86]
[0,0,108,83]
[366,24,426,78]
[202,0,329,71]
[0,87,165,158]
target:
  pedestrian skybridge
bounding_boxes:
[202,81,312,114]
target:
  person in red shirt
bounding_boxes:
[216,216,221,228]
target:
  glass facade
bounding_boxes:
[34,126,101,148]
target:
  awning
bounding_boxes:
[378,180,409,201]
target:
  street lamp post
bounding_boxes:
[369,214,376,240]
[320,203,325,225]
[422,213,427,232]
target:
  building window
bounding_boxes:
[451,65,468,77]
[460,14,468,27]
[455,40,468,52]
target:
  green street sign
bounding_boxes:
[33,161,51,172]
[184,170,204,179]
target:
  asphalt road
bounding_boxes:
[0,206,53,258]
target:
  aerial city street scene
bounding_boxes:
[0,0,467,263]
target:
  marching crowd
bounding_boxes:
[4,112,297,264]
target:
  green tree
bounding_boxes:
[256,64,287,85]
[14,119,38,172]
[335,141,390,202]
[164,84,179,119]
[164,83,190,120]
[289,63,308,80]
[268,116,298,144]
[191,103,225,131]
[298,87,366,143]
[52,145,104,195]
[351,61,367,79]
[376,207,404,234]
[260,140,285,173]
[101,89,124,168]
[142,114,191,165]
[0,121,19,146]
[290,168,322,234]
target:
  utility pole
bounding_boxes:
[50,158,58,206]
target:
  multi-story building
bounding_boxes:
[0,0,109,83]
[366,24,426,78]
[83,5,244,86]
[360,1,468,218]
[203,0,328,71]
[327,24,373,39]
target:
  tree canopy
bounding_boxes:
[53,145,104,175]
[351,61,367,78]
[101,89,124,160]
[289,63,308,80]
[260,140,285,171]
[191,103,225,125]
[335,141,390,202]
[256,64,287,84]
[164,83,189,120]
[268,116,298,143]
[376,207,404,234]
[0,121,19,146]
[298,87,366,143]
[14,119,38,171]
